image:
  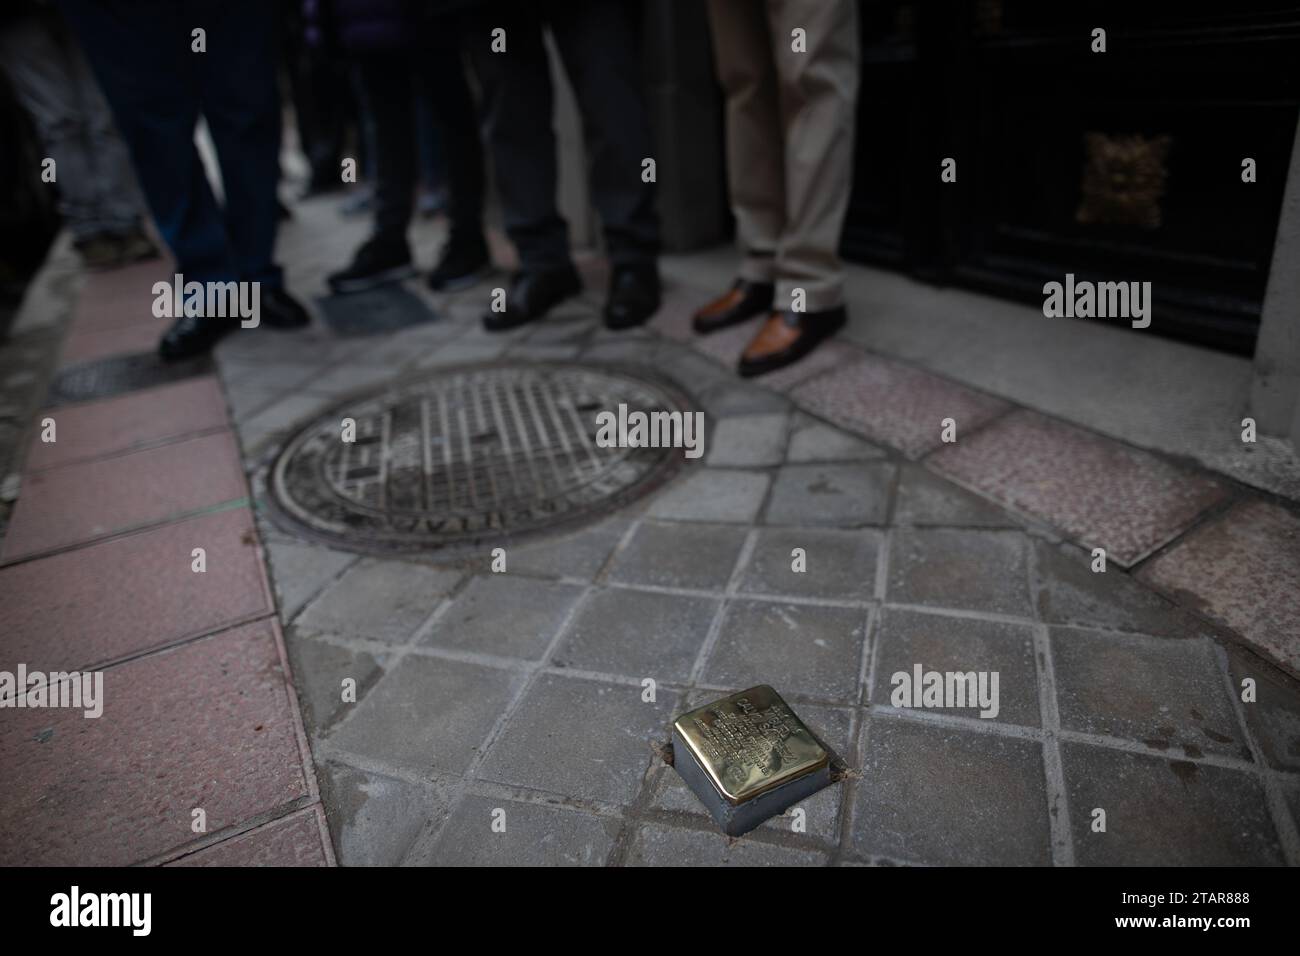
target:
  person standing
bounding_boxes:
[58,0,310,360]
[282,0,357,199]
[314,0,491,295]
[0,2,158,270]
[466,0,662,332]
[692,0,859,377]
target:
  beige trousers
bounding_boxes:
[706,0,859,312]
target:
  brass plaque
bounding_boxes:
[673,685,828,806]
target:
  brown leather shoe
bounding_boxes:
[737,306,847,378]
[692,278,774,334]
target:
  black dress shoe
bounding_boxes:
[604,264,660,330]
[259,287,311,329]
[483,266,582,332]
[327,236,416,294]
[158,313,236,361]
[428,235,490,291]
[736,306,847,378]
[692,278,774,334]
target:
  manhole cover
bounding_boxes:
[266,361,692,555]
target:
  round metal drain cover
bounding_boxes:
[267,361,691,555]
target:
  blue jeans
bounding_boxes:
[58,0,283,287]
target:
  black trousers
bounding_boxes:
[282,13,355,188]
[467,0,660,271]
[60,0,283,285]
[358,40,484,247]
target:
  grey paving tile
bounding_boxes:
[424,575,585,660]
[626,824,827,866]
[415,340,508,369]
[630,344,738,401]
[1139,499,1300,674]
[1034,539,1211,639]
[477,674,676,805]
[296,558,460,643]
[329,656,521,775]
[696,378,791,419]
[586,321,656,347]
[264,541,356,621]
[581,336,674,368]
[419,795,617,866]
[764,463,893,527]
[1051,628,1248,760]
[522,315,598,345]
[647,468,770,523]
[505,515,631,581]
[888,529,1032,617]
[225,385,283,421]
[355,319,464,365]
[317,760,452,866]
[552,587,718,682]
[301,362,397,396]
[286,636,386,734]
[706,413,789,467]
[605,520,747,591]
[1060,742,1284,865]
[653,701,851,843]
[852,717,1052,865]
[214,328,340,364]
[703,599,866,702]
[1225,646,1300,772]
[893,464,1018,528]
[737,526,879,602]
[235,392,335,454]
[505,342,583,361]
[786,418,886,463]
[871,608,1040,727]
[219,359,328,392]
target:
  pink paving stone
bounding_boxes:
[168,808,329,867]
[929,409,1228,567]
[70,259,174,333]
[0,507,272,673]
[693,314,764,366]
[648,280,721,343]
[648,309,692,342]
[1,430,247,561]
[58,317,169,368]
[790,353,1011,459]
[0,620,309,866]
[758,338,863,393]
[24,376,227,471]
[1139,499,1300,673]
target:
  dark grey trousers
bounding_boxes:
[466,0,660,272]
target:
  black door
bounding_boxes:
[842,0,1300,354]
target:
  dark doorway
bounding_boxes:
[842,1,1300,354]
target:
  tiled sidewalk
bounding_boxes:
[4,196,1300,866]
[207,216,1300,864]
[0,261,331,866]
[649,271,1299,673]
